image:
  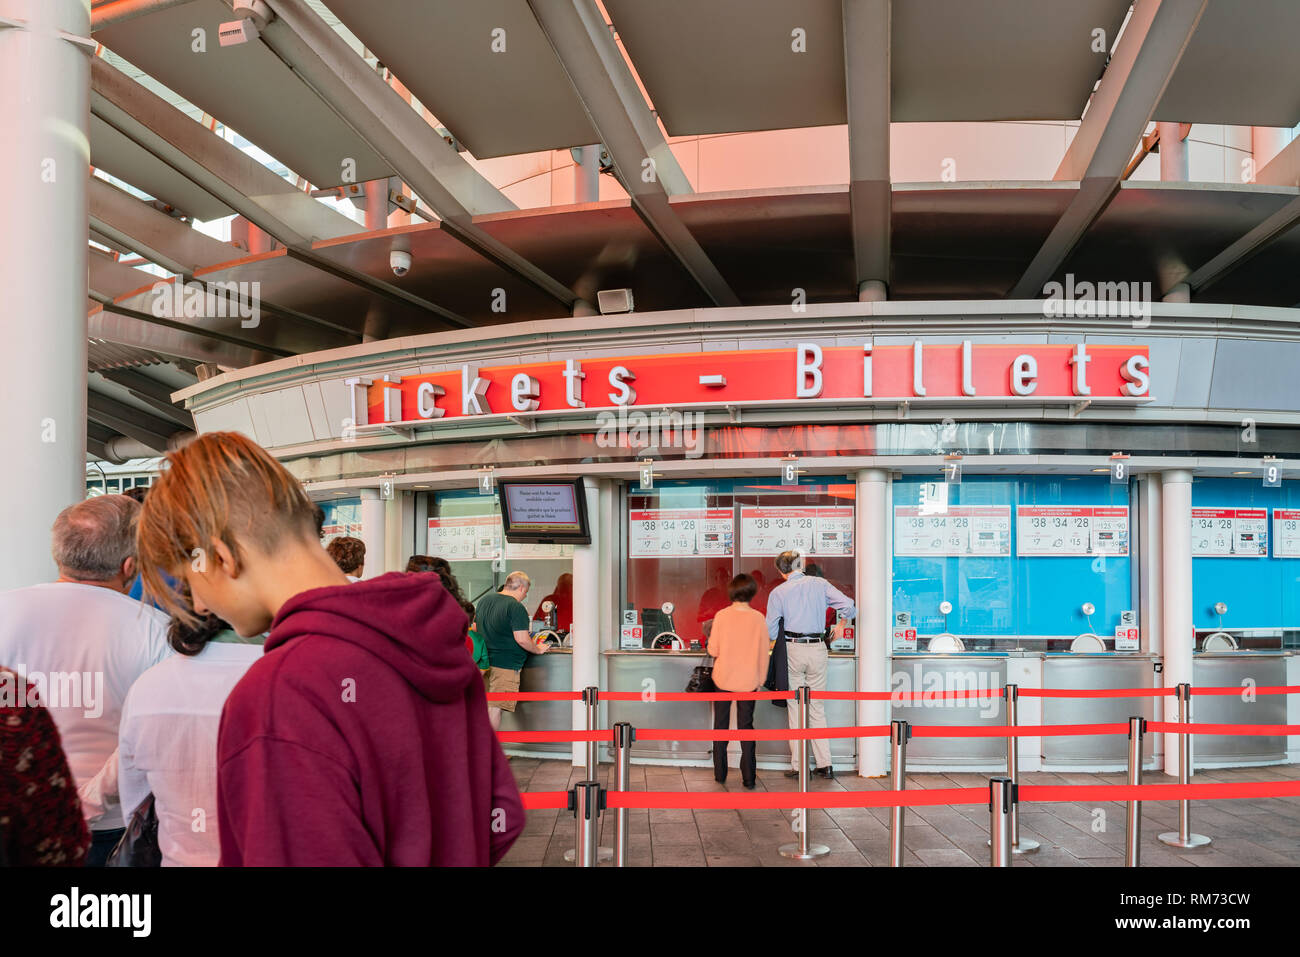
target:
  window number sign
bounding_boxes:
[781,458,799,486]
[380,478,395,501]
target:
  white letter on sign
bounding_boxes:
[1121,354,1150,396]
[1011,355,1038,396]
[563,359,586,408]
[796,343,823,398]
[913,341,926,397]
[462,366,491,414]
[1070,343,1092,396]
[608,366,637,405]
[511,374,540,412]
[416,381,445,419]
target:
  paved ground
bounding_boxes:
[500,759,1300,867]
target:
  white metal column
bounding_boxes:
[0,0,90,589]
[570,478,604,766]
[1160,469,1194,777]
[856,468,891,776]
[359,488,386,580]
[383,492,404,576]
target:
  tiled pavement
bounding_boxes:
[500,759,1300,867]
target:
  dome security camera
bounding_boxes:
[389,249,412,277]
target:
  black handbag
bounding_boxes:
[685,655,716,693]
[105,793,161,867]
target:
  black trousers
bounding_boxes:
[713,697,757,785]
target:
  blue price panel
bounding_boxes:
[892,476,1133,638]
[1192,478,1300,630]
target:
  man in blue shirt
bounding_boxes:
[766,550,856,778]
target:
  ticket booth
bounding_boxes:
[606,477,859,765]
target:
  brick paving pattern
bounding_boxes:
[501,760,1300,867]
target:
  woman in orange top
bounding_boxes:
[705,574,771,789]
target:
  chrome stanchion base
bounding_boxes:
[778,842,830,860]
[1158,832,1211,848]
[564,846,614,862]
[986,837,1040,854]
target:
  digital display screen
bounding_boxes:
[498,479,590,543]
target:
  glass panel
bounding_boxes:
[624,478,856,648]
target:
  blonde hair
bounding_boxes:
[137,431,318,621]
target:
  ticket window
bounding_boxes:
[1191,478,1300,650]
[892,475,1132,652]
[624,479,857,649]
[320,497,362,546]
[425,490,574,630]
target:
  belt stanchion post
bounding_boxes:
[1126,716,1146,867]
[889,719,911,867]
[989,777,1015,867]
[569,781,604,868]
[565,687,613,863]
[779,686,829,860]
[1159,683,1211,849]
[612,722,635,867]
[1004,684,1038,854]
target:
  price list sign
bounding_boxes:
[629,508,734,558]
[1274,509,1300,558]
[892,506,1011,557]
[739,507,855,557]
[1190,507,1268,557]
[1016,506,1130,557]
[428,515,501,561]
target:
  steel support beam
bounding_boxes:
[90,0,191,31]
[95,369,195,428]
[90,175,238,277]
[1169,135,1300,296]
[844,0,891,300]
[257,0,583,311]
[527,0,740,307]
[1011,0,1206,299]
[86,390,179,451]
[91,55,471,326]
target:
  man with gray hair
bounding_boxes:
[0,494,170,864]
[766,549,856,779]
[478,570,549,730]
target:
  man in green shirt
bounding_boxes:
[480,571,549,729]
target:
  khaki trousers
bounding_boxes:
[785,641,831,769]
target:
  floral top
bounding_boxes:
[0,668,90,866]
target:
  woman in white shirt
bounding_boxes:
[117,608,262,866]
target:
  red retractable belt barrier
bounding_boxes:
[909,722,1130,737]
[486,691,584,701]
[521,791,572,810]
[1016,687,1175,698]
[1189,685,1300,697]
[522,780,1300,813]
[603,788,987,810]
[598,690,795,702]
[1149,721,1300,736]
[1021,781,1300,803]
[813,689,1000,701]
[634,726,891,742]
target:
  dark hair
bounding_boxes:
[728,573,757,603]
[405,554,450,576]
[312,503,325,536]
[805,562,823,578]
[167,609,236,657]
[326,536,366,574]
[123,485,150,504]
[775,550,803,574]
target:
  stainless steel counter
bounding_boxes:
[498,649,572,756]
[1192,652,1290,764]
[890,655,1008,766]
[603,650,858,765]
[1041,653,1158,767]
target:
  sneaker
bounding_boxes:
[743,780,756,790]
[813,766,834,779]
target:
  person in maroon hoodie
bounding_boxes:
[135,431,524,866]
